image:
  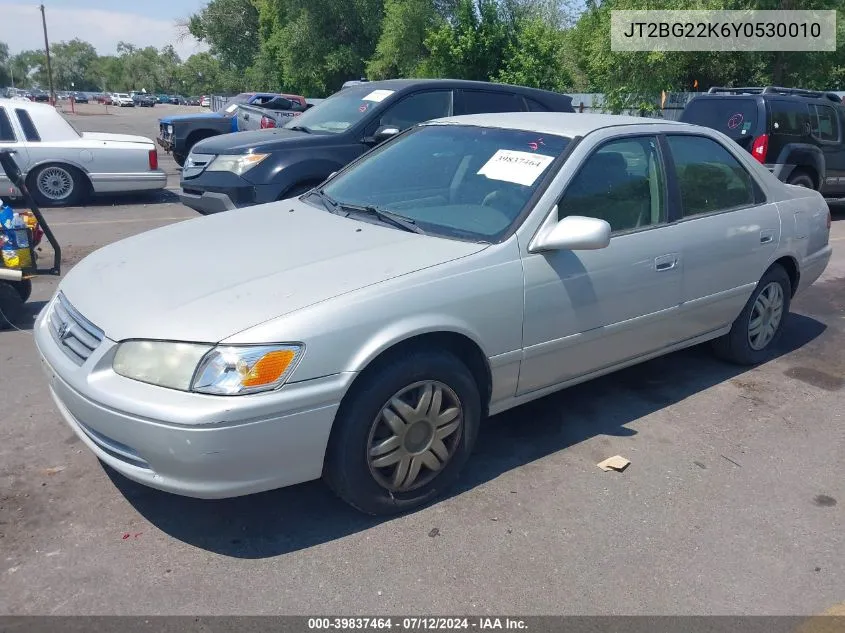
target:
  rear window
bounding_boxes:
[681,98,758,140]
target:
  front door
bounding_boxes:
[518,135,684,395]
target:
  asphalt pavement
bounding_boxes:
[0,105,843,616]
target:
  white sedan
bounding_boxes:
[0,99,165,206]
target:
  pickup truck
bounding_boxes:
[235,95,309,131]
[156,92,286,166]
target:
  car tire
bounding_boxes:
[787,170,815,190]
[173,153,187,167]
[711,263,792,366]
[29,163,85,207]
[323,349,482,515]
[0,281,24,330]
[13,278,32,302]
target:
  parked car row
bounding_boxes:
[156,92,304,166]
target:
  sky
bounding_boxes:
[1,0,209,60]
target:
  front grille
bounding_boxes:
[48,292,104,366]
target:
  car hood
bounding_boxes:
[81,132,154,145]
[191,128,322,155]
[59,200,487,343]
[159,112,223,124]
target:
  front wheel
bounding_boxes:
[712,264,792,365]
[323,349,481,515]
[173,152,186,167]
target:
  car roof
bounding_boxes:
[343,78,571,98]
[0,98,56,112]
[423,112,688,137]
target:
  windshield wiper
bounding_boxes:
[338,202,425,235]
[309,188,341,214]
[287,125,312,134]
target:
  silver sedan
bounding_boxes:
[35,113,832,514]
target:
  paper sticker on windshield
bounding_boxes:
[362,89,394,103]
[477,150,554,186]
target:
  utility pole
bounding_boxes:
[40,4,55,105]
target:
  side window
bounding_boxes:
[525,98,550,112]
[558,136,666,233]
[812,104,840,142]
[666,135,756,217]
[769,100,810,136]
[15,109,40,142]
[459,91,527,115]
[0,108,16,142]
[378,91,452,131]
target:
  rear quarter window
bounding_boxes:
[681,98,759,143]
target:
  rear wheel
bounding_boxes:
[14,278,32,302]
[787,170,815,190]
[323,349,481,515]
[712,264,792,365]
[29,163,85,206]
[0,281,24,329]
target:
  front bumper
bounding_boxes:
[34,298,352,499]
[156,136,174,152]
[179,171,279,213]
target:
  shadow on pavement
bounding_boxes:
[107,311,828,559]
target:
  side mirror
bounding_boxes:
[364,125,400,145]
[531,215,611,252]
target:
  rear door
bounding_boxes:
[664,133,780,339]
[810,102,845,195]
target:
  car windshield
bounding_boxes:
[283,85,395,134]
[316,125,570,241]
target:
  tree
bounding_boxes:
[178,52,224,95]
[497,16,572,90]
[420,0,514,80]
[50,39,99,90]
[367,0,446,79]
[0,42,10,87]
[188,0,260,72]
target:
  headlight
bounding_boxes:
[207,153,269,176]
[167,124,173,134]
[113,341,303,395]
[113,341,211,391]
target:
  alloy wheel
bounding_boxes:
[37,166,74,201]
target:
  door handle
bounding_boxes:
[760,230,775,244]
[654,254,678,272]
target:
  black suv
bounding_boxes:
[680,86,845,196]
[179,78,574,214]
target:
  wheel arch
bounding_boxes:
[26,160,93,195]
[345,328,493,419]
[769,254,800,297]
